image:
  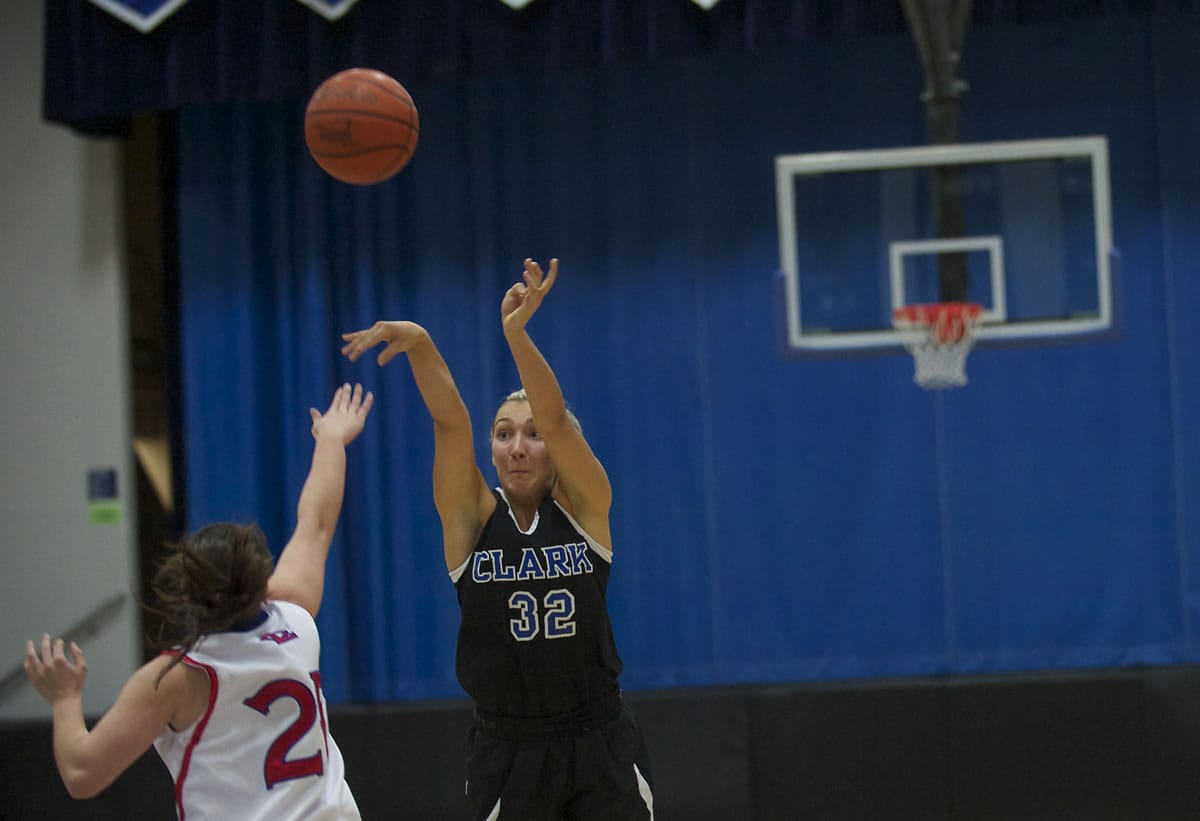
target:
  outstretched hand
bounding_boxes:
[309,382,374,444]
[24,634,87,706]
[501,258,558,337]
[341,320,428,367]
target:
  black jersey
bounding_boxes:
[452,489,624,718]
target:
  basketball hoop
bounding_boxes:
[893,302,984,389]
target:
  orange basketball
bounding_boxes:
[304,68,419,185]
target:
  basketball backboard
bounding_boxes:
[774,136,1115,353]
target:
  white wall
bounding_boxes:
[0,1,140,719]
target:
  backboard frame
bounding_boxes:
[775,136,1114,352]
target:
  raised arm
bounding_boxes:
[24,638,195,798]
[501,259,612,538]
[341,321,493,571]
[267,383,374,616]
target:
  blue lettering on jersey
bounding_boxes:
[543,544,570,578]
[489,549,517,581]
[568,542,594,574]
[472,551,493,583]
[471,542,595,584]
[517,548,547,580]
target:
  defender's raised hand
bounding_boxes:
[501,258,558,337]
[309,382,374,444]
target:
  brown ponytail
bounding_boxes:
[148,523,274,684]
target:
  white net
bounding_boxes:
[894,303,983,389]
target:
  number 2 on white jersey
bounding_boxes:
[242,671,330,789]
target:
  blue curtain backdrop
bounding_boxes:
[168,13,1200,703]
[41,2,1200,703]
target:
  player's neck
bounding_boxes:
[509,502,537,531]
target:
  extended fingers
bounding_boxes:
[522,258,543,287]
[341,383,369,414]
[340,331,363,360]
[29,634,82,672]
[542,258,559,292]
[322,383,372,417]
[522,258,558,294]
[39,635,70,666]
[340,327,380,361]
[326,383,347,412]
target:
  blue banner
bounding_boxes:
[88,0,190,32]
[88,0,363,31]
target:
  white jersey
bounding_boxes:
[153,600,361,821]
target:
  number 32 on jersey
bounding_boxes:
[508,589,576,641]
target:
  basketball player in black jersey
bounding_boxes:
[342,258,654,819]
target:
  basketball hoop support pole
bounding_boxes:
[901,0,974,303]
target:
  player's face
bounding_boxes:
[491,401,554,499]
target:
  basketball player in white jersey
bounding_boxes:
[24,383,373,820]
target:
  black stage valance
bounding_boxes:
[43,0,1194,136]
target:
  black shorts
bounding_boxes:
[465,694,654,820]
